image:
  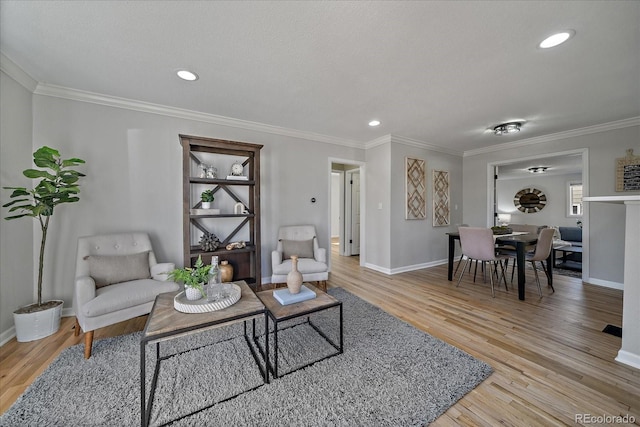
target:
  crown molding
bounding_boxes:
[364,134,463,156]
[390,135,462,156]
[464,117,640,157]
[364,134,392,149]
[32,83,366,149]
[0,52,38,92]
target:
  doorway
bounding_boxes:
[487,148,589,280]
[329,160,365,266]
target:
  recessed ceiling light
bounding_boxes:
[539,30,575,49]
[176,70,199,81]
[368,120,381,127]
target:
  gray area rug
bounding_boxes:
[0,288,492,426]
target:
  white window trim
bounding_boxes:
[567,181,583,217]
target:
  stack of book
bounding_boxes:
[274,285,316,305]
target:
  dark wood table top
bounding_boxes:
[142,281,265,341]
[256,283,340,321]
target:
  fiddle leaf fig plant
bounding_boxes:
[3,146,86,310]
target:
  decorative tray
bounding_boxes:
[173,283,241,313]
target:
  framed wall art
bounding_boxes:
[405,157,426,220]
[432,170,450,226]
[616,149,640,192]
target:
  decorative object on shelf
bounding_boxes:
[2,146,86,342]
[287,255,303,294]
[234,202,247,215]
[201,189,215,209]
[173,283,241,313]
[199,164,207,178]
[166,255,211,301]
[406,157,426,220]
[616,149,640,191]
[514,187,547,213]
[220,260,233,282]
[432,170,450,227]
[199,231,220,252]
[191,208,220,215]
[206,165,217,179]
[227,160,248,180]
[226,241,246,251]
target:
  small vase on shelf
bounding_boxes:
[287,255,303,294]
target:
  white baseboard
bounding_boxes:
[364,259,448,276]
[0,327,16,347]
[616,350,640,370]
[586,277,624,290]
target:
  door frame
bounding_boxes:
[486,148,589,280]
[328,158,366,267]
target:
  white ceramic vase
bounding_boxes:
[201,201,212,209]
[287,255,303,294]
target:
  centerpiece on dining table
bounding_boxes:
[491,226,513,235]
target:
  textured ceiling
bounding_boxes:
[1,1,639,153]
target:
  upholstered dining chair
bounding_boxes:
[456,227,509,297]
[503,227,556,297]
[73,232,180,358]
[271,225,328,291]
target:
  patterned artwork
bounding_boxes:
[616,149,640,191]
[406,157,426,220]
[432,170,450,226]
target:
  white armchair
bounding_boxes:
[271,225,328,290]
[73,232,180,358]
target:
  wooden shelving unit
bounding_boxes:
[179,134,262,289]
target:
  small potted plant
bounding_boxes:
[167,255,211,300]
[201,189,214,209]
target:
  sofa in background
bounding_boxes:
[556,226,582,267]
[559,226,582,247]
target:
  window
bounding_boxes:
[567,182,583,216]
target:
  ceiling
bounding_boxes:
[496,153,583,180]
[1,1,639,154]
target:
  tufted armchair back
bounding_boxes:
[75,232,158,278]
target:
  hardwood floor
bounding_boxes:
[1,244,639,425]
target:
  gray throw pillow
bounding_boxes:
[281,239,314,259]
[88,251,151,288]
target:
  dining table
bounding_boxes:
[447,231,553,301]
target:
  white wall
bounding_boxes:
[463,125,640,286]
[389,140,463,271]
[0,92,366,325]
[0,71,34,338]
[497,173,582,228]
[365,142,391,269]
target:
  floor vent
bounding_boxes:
[602,324,622,337]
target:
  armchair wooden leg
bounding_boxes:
[84,330,94,359]
[74,317,81,337]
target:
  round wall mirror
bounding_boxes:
[514,188,547,213]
